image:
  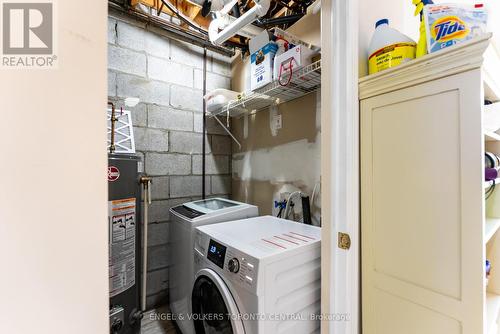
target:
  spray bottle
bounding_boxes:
[413,0,434,58]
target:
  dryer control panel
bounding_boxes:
[194,231,259,293]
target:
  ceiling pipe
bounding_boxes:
[209,0,269,45]
[108,1,235,57]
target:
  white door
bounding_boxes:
[192,268,245,334]
[361,69,485,333]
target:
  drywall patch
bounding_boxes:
[232,133,321,189]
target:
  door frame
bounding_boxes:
[320,0,360,333]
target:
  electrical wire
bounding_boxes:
[159,0,208,35]
[486,181,496,200]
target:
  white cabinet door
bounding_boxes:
[361,69,485,334]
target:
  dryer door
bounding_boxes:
[192,268,245,334]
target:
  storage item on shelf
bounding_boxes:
[423,3,488,54]
[250,42,279,90]
[486,260,491,287]
[412,0,434,57]
[211,59,321,118]
[271,27,321,52]
[273,44,316,86]
[204,89,240,113]
[485,168,498,182]
[368,19,416,74]
[485,152,500,169]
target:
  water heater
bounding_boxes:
[108,154,142,334]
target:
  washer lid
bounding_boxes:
[192,268,245,334]
[186,198,241,213]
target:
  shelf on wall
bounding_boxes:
[209,60,321,118]
[486,218,500,244]
[485,131,500,142]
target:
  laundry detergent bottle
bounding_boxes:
[368,19,417,74]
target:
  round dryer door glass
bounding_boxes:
[192,271,243,334]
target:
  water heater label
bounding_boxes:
[109,198,136,298]
[108,166,120,182]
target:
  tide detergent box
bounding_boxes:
[251,42,278,91]
[424,3,488,53]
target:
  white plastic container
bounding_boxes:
[204,89,239,113]
[368,19,416,74]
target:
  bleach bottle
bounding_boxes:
[368,19,416,74]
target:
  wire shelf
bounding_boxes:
[209,59,321,118]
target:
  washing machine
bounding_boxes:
[192,216,321,334]
[169,198,258,334]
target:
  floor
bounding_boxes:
[141,306,180,334]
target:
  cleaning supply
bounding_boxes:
[413,0,434,57]
[368,19,417,75]
[424,3,488,53]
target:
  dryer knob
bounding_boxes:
[228,258,240,273]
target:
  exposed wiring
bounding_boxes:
[486,181,496,200]
[159,0,208,35]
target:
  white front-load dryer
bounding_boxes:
[192,216,321,334]
[169,198,258,334]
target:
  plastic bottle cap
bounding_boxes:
[375,19,389,28]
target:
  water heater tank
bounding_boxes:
[108,154,142,334]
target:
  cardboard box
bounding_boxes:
[273,45,315,82]
[250,42,278,91]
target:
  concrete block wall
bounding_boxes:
[108,15,233,309]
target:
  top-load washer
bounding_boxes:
[169,198,258,334]
[192,216,321,334]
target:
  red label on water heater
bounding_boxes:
[108,166,120,182]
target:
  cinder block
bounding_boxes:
[193,113,203,133]
[210,135,231,154]
[108,18,117,45]
[195,115,230,135]
[170,85,203,112]
[192,154,229,175]
[108,71,117,97]
[117,21,146,51]
[169,132,210,154]
[148,105,193,132]
[147,222,170,247]
[117,73,169,106]
[134,127,169,152]
[147,244,170,270]
[146,267,169,296]
[148,56,193,87]
[148,200,170,223]
[145,153,191,176]
[151,176,169,200]
[146,290,168,310]
[145,32,170,59]
[211,175,231,195]
[170,176,203,197]
[130,103,147,127]
[170,39,204,69]
[109,45,147,77]
[194,69,231,91]
[210,50,232,76]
